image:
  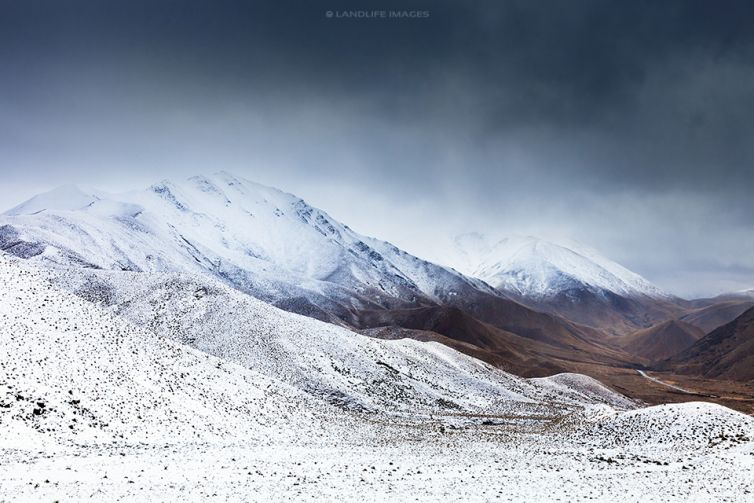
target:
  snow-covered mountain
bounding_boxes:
[4,184,103,216]
[450,234,683,335]
[3,173,696,370]
[0,172,496,325]
[453,233,666,300]
[0,187,750,499]
[3,173,656,375]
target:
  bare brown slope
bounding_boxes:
[663,307,754,381]
[441,293,610,349]
[614,319,704,361]
[354,305,642,378]
[679,300,754,333]
[506,289,687,336]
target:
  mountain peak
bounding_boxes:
[453,234,667,300]
[4,184,100,216]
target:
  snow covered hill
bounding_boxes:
[4,184,103,216]
[0,253,338,449]
[450,234,684,335]
[0,251,576,453]
[41,260,635,415]
[579,402,754,449]
[452,233,666,300]
[0,173,496,326]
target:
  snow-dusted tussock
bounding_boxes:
[0,254,339,448]
[581,402,754,449]
[48,265,622,417]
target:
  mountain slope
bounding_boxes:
[2,238,753,502]
[0,253,335,448]
[4,184,101,216]
[614,319,705,361]
[450,234,684,335]
[579,402,754,449]
[0,173,497,325]
[715,289,754,301]
[679,300,754,333]
[44,259,638,413]
[355,304,640,377]
[2,250,647,453]
[664,307,754,381]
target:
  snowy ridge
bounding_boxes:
[579,402,754,449]
[45,262,633,415]
[531,373,637,409]
[452,233,667,300]
[0,173,496,318]
[4,185,101,216]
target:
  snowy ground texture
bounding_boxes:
[1,254,753,502]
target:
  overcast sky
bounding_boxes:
[1,0,753,297]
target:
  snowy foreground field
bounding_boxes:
[3,427,754,502]
[1,254,753,502]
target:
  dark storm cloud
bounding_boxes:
[1,0,753,296]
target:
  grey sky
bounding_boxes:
[1,0,753,297]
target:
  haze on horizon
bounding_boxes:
[1,0,753,298]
